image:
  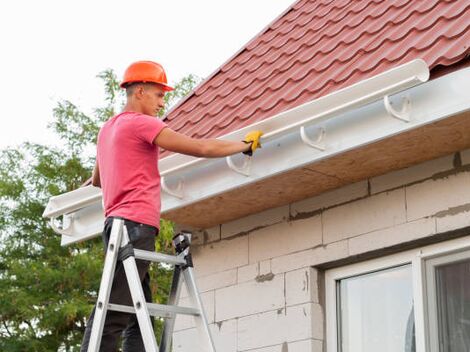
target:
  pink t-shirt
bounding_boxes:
[97,111,167,228]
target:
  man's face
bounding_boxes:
[139,83,166,116]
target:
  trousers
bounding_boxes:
[80,217,158,352]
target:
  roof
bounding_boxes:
[161,0,470,158]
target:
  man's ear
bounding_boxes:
[136,85,145,99]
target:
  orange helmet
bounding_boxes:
[120,61,174,91]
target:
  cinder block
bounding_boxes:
[249,216,322,263]
[348,218,436,256]
[181,269,237,298]
[198,269,237,293]
[291,181,368,217]
[237,263,259,283]
[241,339,323,352]
[310,241,349,266]
[436,207,470,233]
[311,303,323,341]
[289,339,323,352]
[271,249,315,274]
[242,344,282,352]
[191,225,221,246]
[215,274,284,321]
[173,319,237,352]
[221,205,289,239]
[172,328,198,352]
[174,290,215,331]
[286,267,319,306]
[192,235,248,277]
[259,260,271,276]
[237,303,323,351]
[370,155,454,194]
[243,344,282,352]
[406,171,470,221]
[323,189,406,243]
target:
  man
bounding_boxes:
[80,60,262,351]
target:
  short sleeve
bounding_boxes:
[134,114,168,145]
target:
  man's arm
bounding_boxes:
[154,128,253,158]
[92,159,101,187]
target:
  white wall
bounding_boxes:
[172,149,470,352]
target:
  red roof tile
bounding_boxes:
[161,0,470,158]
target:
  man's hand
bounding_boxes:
[242,130,263,156]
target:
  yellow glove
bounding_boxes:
[242,130,263,156]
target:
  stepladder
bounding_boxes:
[87,217,216,352]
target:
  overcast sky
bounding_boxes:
[0,0,294,150]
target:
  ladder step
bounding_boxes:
[108,303,201,318]
[133,249,186,265]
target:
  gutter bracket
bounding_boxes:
[161,176,184,199]
[384,94,411,122]
[226,155,252,176]
[50,215,72,236]
[300,126,326,151]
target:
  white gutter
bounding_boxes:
[43,61,470,245]
[159,59,429,177]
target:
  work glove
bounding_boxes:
[242,130,263,156]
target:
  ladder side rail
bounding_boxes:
[87,218,124,352]
[121,224,160,351]
[183,266,217,352]
[160,266,184,352]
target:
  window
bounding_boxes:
[338,265,415,352]
[326,237,470,352]
[425,249,470,351]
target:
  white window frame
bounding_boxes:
[325,236,470,352]
[425,247,470,352]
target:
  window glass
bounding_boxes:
[435,258,470,351]
[338,265,415,352]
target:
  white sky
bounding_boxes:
[0,0,294,150]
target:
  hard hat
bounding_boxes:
[120,61,174,91]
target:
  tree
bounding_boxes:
[0,70,200,351]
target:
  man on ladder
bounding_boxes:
[80,60,262,351]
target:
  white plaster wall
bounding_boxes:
[172,149,470,352]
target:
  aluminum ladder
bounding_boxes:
[87,218,216,352]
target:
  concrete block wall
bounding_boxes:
[172,150,470,352]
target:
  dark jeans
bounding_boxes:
[81,217,158,352]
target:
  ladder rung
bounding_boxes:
[108,303,201,318]
[133,249,186,265]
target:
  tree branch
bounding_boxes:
[2,320,12,337]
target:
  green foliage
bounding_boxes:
[0,70,200,351]
[0,141,101,352]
